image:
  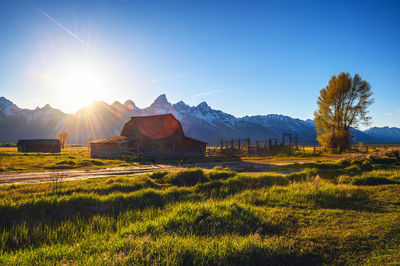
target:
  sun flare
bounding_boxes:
[48,58,110,112]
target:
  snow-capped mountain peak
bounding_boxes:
[123,100,137,111]
[138,94,175,116]
[0,94,399,144]
[151,94,169,106]
[0,97,21,116]
[197,101,211,110]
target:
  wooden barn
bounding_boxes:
[90,114,207,159]
[17,139,61,153]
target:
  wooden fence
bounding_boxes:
[206,137,302,156]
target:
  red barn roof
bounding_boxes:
[120,114,186,141]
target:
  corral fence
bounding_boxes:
[206,134,308,156]
[351,143,400,153]
[206,136,400,157]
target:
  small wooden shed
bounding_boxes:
[90,136,132,158]
[17,139,61,153]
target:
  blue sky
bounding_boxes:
[0,0,399,128]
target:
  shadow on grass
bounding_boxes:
[0,173,289,228]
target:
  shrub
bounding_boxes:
[56,160,76,165]
[360,160,373,170]
[149,170,168,179]
[287,168,318,182]
[164,168,208,186]
[344,164,362,173]
[207,167,236,180]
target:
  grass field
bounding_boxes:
[1,145,399,173]
[0,145,367,174]
[0,147,141,173]
[0,151,400,264]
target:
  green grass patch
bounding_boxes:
[0,158,399,264]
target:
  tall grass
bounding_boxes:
[0,163,399,264]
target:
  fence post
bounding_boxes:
[313,145,316,156]
[256,140,259,154]
[220,139,223,151]
[238,138,241,151]
[247,138,250,156]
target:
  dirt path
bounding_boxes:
[0,160,273,186]
[0,165,180,186]
[0,156,348,186]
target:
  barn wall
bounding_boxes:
[17,144,60,153]
[91,143,122,158]
[137,142,206,158]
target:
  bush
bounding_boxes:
[207,167,236,180]
[56,160,76,165]
[149,170,168,179]
[287,168,318,182]
[164,168,209,186]
[360,160,373,170]
[344,164,362,173]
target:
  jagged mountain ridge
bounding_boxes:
[365,127,400,143]
[0,95,399,144]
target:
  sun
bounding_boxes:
[50,58,110,112]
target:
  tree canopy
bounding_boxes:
[314,72,374,153]
[58,132,68,149]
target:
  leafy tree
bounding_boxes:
[314,72,374,153]
[58,132,69,149]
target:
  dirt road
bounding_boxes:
[0,155,347,186]
[0,165,180,186]
[0,160,273,186]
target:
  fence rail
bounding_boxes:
[206,140,400,157]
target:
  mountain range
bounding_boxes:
[1,95,399,145]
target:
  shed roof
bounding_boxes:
[90,136,129,144]
[183,136,207,145]
[17,139,61,145]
